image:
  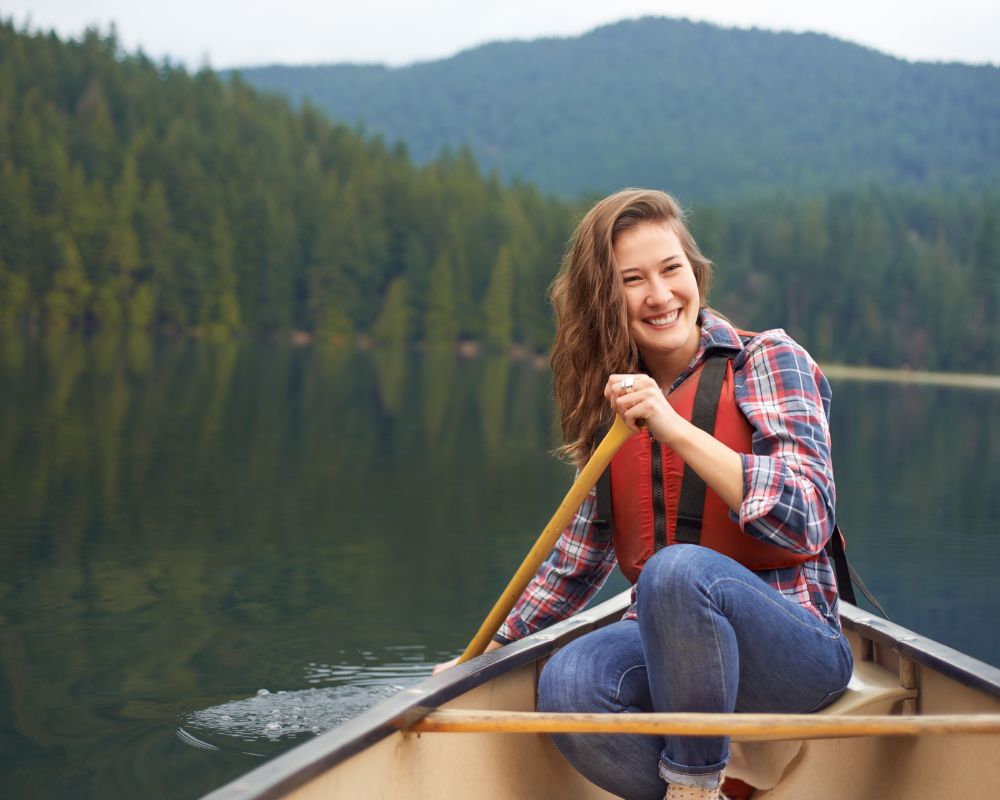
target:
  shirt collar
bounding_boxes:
[698,307,745,354]
[663,307,744,393]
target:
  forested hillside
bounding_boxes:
[238,17,1000,202]
[1,21,998,371]
[0,21,570,347]
[691,188,999,371]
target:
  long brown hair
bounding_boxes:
[549,188,714,464]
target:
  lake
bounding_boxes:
[1,333,998,799]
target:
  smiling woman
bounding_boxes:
[479,188,851,799]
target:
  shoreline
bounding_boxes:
[7,330,1000,389]
[821,363,1000,390]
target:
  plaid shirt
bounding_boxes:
[498,308,841,642]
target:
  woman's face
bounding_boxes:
[615,221,701,374]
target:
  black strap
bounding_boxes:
[593,422,613,542]
[825,525,889,617]
[850,560,889,618]
[674,355,729,545]
[826,526,855,605]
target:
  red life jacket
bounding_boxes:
[605,351,816,585]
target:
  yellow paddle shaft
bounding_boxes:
[457,416,635,664]
[411,709,1000,741]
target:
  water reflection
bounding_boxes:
[0,334,997,800]
[831,379,1000,659]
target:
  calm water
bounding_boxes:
[1,334,998,799]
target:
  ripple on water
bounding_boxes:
[178,649,436,750]
[304,650,431,687]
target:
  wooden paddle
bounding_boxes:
[456,415,635,664]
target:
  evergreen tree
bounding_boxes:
[482,244,514,349]
[424,254,458,344]
[135,180,176,327]
[202,210,241,337]
[44,233,92,329]
[371,277,411,344]
[96,154,142,330]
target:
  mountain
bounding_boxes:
[236,17,1000,201]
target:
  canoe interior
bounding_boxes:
[205,593,1000,800]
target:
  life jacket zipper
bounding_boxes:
[650,433,666,551]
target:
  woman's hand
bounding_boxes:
[432,639,503,675]
[605,373,682,443]
[606,372,746,513]
[432,656,460,675]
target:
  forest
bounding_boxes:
[1,20,998,371]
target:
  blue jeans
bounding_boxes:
[537,545,853,798]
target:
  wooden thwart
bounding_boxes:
[409,709,1000,741]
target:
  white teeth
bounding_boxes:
[646,309,680,326]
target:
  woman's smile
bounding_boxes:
[642,308,681,327]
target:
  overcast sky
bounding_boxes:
[5,1,999,69]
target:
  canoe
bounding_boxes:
[204,590,1000,799]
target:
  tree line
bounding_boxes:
[0,21,997,371]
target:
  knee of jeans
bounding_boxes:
[537,640,612,713]
[637,544,718,601]
[538,645,584,712]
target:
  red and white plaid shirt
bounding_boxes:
[499,308,841,642]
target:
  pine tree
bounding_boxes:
[308,175,360,338]
[202,210,242,337]
[98,155,142,331]
[424,253,458,344]
[136,180,176,328]
[371,277,411,344]
[44,233,92,329]
[482,244,514,349]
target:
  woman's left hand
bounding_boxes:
[604,374,682,444]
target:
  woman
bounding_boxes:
[442,189,853,800]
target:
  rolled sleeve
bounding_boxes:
[732,332,836,556]
[498,486,617,642]
[738,452,787,524]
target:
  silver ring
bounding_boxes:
[621,376,635,391]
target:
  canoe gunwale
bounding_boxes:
[840,603,1000,701]
[201,591,633,799]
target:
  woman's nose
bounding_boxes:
[646,276,671,305]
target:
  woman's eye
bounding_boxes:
[663,263,681,274]
[623,275,641,284]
